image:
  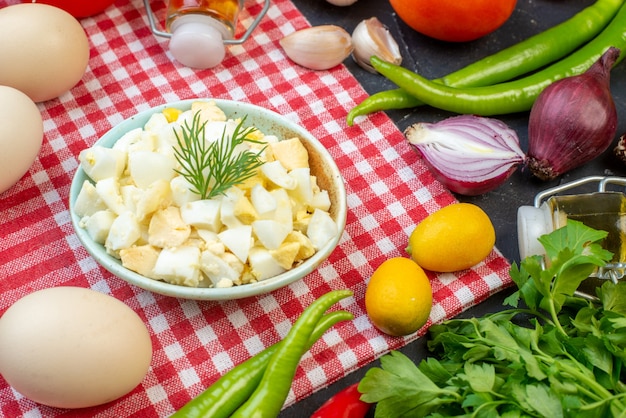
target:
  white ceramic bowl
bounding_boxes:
[69,99,347,300]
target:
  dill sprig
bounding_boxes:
[173,112,266,200]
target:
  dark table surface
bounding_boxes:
[281,0,626,415]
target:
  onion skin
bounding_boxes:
[614,132,626,164]
[527,47,620,181]
[405,114,525,196]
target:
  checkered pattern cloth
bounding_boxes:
[0,0,512,416]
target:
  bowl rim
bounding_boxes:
[69,98,347,300]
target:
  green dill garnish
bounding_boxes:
[173,112,266,199]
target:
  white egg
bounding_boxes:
[0,85,43,194]
[0,287,153,409]
[0,3,90,102]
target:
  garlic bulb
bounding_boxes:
[351,17,402,73]
[280,25,353,71]
[326,0,358,5]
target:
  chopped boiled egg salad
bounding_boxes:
[73,101,338,288]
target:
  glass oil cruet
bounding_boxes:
[517,176,626,301]
[143,0,270,69]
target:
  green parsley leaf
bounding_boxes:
[524,384,563,418]
[598,281,626,315]
[359,351,461,417]
[511,220,613,334]
[461,362,496,393]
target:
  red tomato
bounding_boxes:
[389,0,517,42]
[22,0,117,18]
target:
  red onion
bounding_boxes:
[527,47,619,181]
[405,114,525,195]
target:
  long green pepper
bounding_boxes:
[230,289,353,418]
[439,0,623,87]
[172,309,354,418]
[371,1,626,116]
[346,0,625,124]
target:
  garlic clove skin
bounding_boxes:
[280,25,353,71]
[614,132,626,164]
[326,0,358,5]
[351,17,402,73]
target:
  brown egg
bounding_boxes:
[0,86,43,194]
[0,3,90,102]
[0,287,153,409]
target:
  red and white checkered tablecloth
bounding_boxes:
[0,0,513,416]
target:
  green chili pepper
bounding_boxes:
[346,0,625,125]
[347,88,422,126]
[230,289,354,418]
[172,309,354,418]
[440,0,624,87]
[370,1,626,116]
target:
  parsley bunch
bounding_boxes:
[359,220,626,417]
